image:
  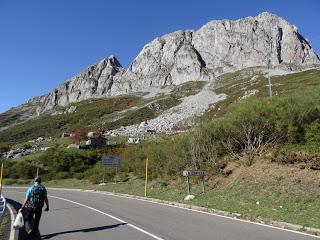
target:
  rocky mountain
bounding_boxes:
[35,55,125,113]
[123,12,319,91]
[1,12,319,128]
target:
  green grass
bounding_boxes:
[201,68,320,121]
[279,142,320,153]
[0,109,22,129]
[14,151,44,162]
[171,81,206,97]
[0,101,38,130]
[43,137,71,147]
[0,96,141,144]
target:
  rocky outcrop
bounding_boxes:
[121,12,319,91]
[120,30,213,92]
[6,12,320,117]
[36,55,124,112]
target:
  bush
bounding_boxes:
[305,119,320,143]
[119,85,320,178]
[23,143,32,149]
[0,143,10,153]
[121,135,190,179]
[38,147,98,180]
[4,160,35,179]
[4,179,17,185]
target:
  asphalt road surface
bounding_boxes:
[4,187,319,240]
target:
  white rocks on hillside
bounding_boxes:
[106,89,227,136]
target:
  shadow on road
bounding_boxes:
[6,198,42,240]
[41,223,127,239]
[6,198,126,239]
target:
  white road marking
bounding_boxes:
[6,202,16,240]
[49,195,165,240]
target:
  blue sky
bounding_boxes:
[0,0,319,113]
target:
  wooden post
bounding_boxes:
[115,166,118,184]
[201,176,205,193]
[187,176,191,195]
[36,167,39,177]
[144,158,148,197]
[102,165,106,184]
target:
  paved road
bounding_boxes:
[4,187,318,240]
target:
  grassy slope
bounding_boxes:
[201,68,320,120]
[0,81,205,145]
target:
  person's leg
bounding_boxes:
[33,208,42,232]
[24,208,34,234]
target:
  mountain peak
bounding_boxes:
[106,55,123,68]
[257,11,280,18]
[6,12,320,122]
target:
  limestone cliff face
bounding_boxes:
[10,12,320,116]
[36,55,124,112]
[121,12,319,92]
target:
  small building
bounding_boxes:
[86,132,106,147]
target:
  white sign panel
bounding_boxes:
[182,170,205,177]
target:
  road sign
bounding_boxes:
[182,170,205,177]
[182,170,206,195]
[102,156,121,166]
[101,156,121,185]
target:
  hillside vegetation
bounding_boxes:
[0,81,205,145]
[202,68,320,120]
[1,69,320,181]
[1,68,320,229]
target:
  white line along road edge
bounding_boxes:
[6,203,16,240]
[49,195,166,240]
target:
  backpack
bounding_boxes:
[29,185,45,209]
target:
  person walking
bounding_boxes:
[19,176,49,237]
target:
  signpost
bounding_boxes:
[101,156,121,185]
[182,170,206,195]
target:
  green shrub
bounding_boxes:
[0,143,10,153]
[38,147,99,180]
[4,179,17,185]
[305,119,320,143]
